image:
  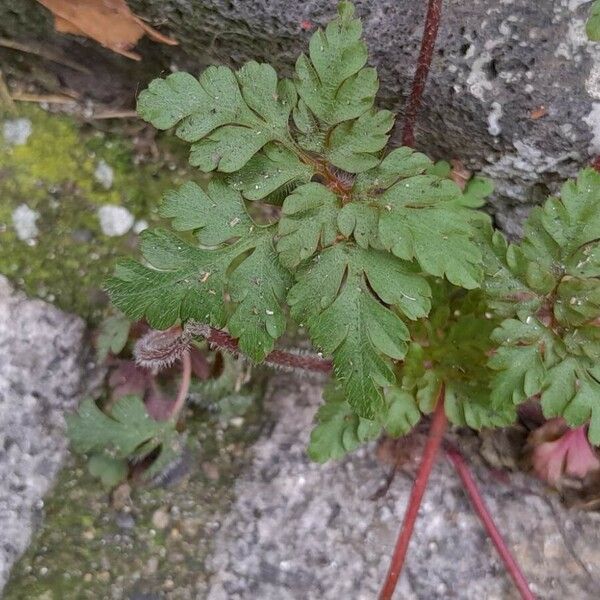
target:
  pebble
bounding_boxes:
[151,508,170,530]
[201,461,220,481]
[3,118,32,145]
[94,160,114,189]
[115,511,135,530]
[11,204,39,242]
[98,205,134,237]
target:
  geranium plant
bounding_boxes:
[68,2,600,598]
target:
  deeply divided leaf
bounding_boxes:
[287,244,429,418]
[486,169,600,442]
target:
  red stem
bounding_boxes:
[379,387,447,600]
[169,349,192,420]
[445,444,536,600]
[188,323,333,373]
[401,0,443,147]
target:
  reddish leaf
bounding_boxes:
[108,359,152,401]
[190,346,211,380]
[529,419,600,487]
[145,383,175,421]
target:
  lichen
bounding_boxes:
[0,105,187,321]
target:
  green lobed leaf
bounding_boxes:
[541,359,600,444]
[521,169,600,271]
[106,226,291,361]
[87,453,128,487]
[478,225,541,319]
[96,313,130,362]
[295,1,375,126]
[228,143,314,201]
[485,168,600,441]
[353,147,432,196]
[308,380,381,462]
[324,108,394,173]
[489,318,556,407]
[554,277,600,327]
[337,202,380,249]
[288,244,425,418]
[277,182,341,269]
[382,386,421,437]
[377,175,483,288]
[461,176,494,208]
[138,63,296,173]
[67,396,174,458]
[160,179,252,245]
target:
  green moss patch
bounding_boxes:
[0,106,187,321]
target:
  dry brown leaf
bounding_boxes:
[449,158,472,191]
[37,0,177,60]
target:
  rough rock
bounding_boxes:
[206,375,600,599]
[3,1,600,234]
[0,276,90,592]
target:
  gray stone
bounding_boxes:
[126,0,599,234]
[206,375,600,599]
[0,276,90,592]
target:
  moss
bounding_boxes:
[0,105,187,321]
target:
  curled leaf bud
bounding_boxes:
[134,326,190,371]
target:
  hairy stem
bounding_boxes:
[379,387,447,600]
[445,443,536,600]
[401,0,444,147]
[186,323,333,373]
[169,350,192,420]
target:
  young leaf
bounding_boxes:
[87,453,128,487]
[67,396,175,459]
[96,313,130,361]
[308,380,381,462]
[295,1,375,126]
[398,285,516,429]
